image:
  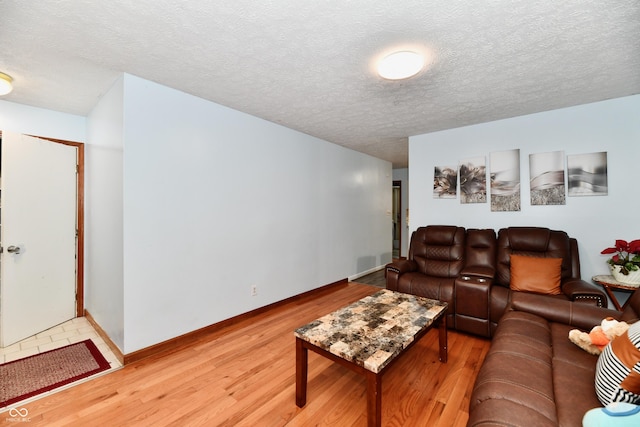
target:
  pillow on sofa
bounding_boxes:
[510,254,562,295]
[595,321,640,406]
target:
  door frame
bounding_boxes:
[0,131,84,317]
[392,180,402,259]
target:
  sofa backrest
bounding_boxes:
[409,225,466,278]
[495,227,575,287]
[464,229,497,276]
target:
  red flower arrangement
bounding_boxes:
[601,239,640,275]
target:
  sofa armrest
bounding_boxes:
[385,259,417,291]
[561,278,608,308]
[455,275,493,337]
[385,259,417,275]
[508,292,621,330]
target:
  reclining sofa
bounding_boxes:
[385,225,607,338]
[467,273,640,426]
[386,225,639,426]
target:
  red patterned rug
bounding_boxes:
[1,339,111,408]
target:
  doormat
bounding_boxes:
[1,339,111,408]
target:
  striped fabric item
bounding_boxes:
[595,321,640,406]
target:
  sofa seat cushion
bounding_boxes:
[468,398,558,427]
[470,310,604,427]
[550,322,601,426]
[469,311,558,426]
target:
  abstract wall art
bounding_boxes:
[459,157,487,204]
[567,152,608,196]
[529,151,565,205]
[433,166,458,199]
[490,149,521,211]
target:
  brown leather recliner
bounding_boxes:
[386,225,465,325]
[455,227,607,337]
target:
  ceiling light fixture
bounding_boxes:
[0,72,13,95]
[377,51,424,80]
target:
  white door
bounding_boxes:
[0,131,78,347]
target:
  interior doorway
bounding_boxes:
[0,131,84,347]
[392,180,401,259]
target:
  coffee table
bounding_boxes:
[294,289,448,427]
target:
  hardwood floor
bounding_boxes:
[13,282,490,426]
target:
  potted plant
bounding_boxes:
[601,239,640,286]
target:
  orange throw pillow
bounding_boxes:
[510,254,563,295]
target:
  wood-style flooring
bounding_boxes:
[11,282,490,426]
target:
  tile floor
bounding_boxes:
[1,317,122,409]
[352,269,386,287]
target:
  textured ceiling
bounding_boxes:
[1,1,639,167]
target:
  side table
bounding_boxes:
[592,275,640,311]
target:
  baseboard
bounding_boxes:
[122,278,349,365]
[348,265,386,282]
[84,309,125,365]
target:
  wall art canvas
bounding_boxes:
[490,149,521,211]
[459,157,487,204]
[433,166,458,199]
[567,152,608,196]
[529,151,565,205]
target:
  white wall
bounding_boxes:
[409,94,640,282]
[0,100,85,141]
[2,75,391,355]
[85,76,125,350]
[119,74,391,353]
[392,168,409,258]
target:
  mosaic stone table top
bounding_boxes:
[294,289,447,373]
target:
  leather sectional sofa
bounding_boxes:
[468,280,640,426]
[385,225,607,338]
[385,225,637,426]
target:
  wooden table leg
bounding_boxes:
[366,370,382,427]
[296,338,308,407]
[438,316,448,363]
[602,285,623,311]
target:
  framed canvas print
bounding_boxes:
[567,152,608,196]
[433,166,457,199]
[490,149,520,211]
[529,151,565,205]
[459,157,486,204]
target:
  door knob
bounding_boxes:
[7,245,21,254]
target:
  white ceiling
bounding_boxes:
[1,1,639,167]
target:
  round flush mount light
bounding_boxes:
[0,72,13,95]
[377,51,424,80]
